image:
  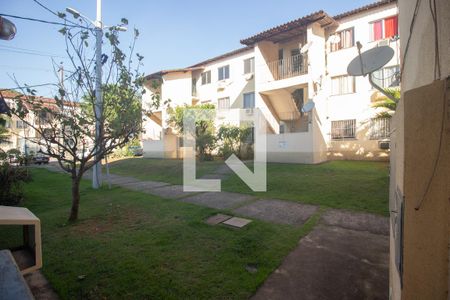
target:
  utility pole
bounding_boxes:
[66,0,126,189]
[58,63,64,94]
[92,0,103,189]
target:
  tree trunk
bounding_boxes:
[68,177,81,221]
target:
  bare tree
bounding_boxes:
[7,16,157,221]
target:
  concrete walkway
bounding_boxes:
[38,163,389,299]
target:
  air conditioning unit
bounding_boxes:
[378,140,390,150]
[377,39,389,47]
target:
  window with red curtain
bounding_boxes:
[371,20,383,41]
[384,16,398,38]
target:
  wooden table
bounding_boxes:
[0,205,42,274]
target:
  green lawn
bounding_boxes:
[107,157,222,184]
[223,161,389,216]
[0,169,315,299]
[108,158,389,216]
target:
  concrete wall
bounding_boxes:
[324,3,399,160]
[142,139,164,158]
[194,49,255,110]
[267,131,315,164]
[390,0,450,299]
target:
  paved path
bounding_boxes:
[38,163,389,299]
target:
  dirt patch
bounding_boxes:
[70,207,151,236]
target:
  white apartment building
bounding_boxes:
[142,0,400,163]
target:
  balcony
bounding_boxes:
[267,54,308,81]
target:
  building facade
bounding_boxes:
[0,90,43,154]
[389,0,450,298]
[142,0,399,163]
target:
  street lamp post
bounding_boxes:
[67,0,126,189]
[92,0,103,189]
[0,16,17,40]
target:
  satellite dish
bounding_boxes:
[347,45,397,102]
[347,46,394,76]
[329,35,341,45]
[300,41,313,54]
[302,100,315,113]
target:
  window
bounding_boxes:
[291,49,302,73]
[192,78,197,96]
[278,49,284,61]
[36,111,50,125]
[331,119,356,139]
[372,65,400,88]
[331,75,355,95]
[330,27,354,51]
[369,117,391,139]
[243,92,255,109]
[218,65,230,81]
[201,71,211,85]
[218,97,230,110]
[244,57,255,74]
[370,15,398,41]
[16,120,27,129]
[246,127,255,144]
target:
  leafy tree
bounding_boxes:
[167,103,216,160]
[217,125,253,159]
[0,116,10,145]
[7,15,156,221]
[0,126,9,145]
[372,88,400,118]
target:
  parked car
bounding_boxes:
[7,149,21,165]
[32,154,49,165]
[128,145,143,156]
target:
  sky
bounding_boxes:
[1,0,374,97]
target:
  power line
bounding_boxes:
[0,48,66,59]
[32,0,81,28]
[0,65,54,72]
[0,45,64,57]
[0,13,89,29]
[0,83,59,92]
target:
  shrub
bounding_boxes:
[217,125,253,160]
[0,162,32,206]
[167,104,216,161]
[110,139,141,158]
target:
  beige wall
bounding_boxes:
[327,119,390,161]
[323,3,399,161]
[390,0,450,299]
[1,98,43,153]
[141,3,402,164]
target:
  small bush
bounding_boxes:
[217,125,254,160]
[0,162,32,206]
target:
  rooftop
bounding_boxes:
[240,11,336,46]
[145,0,398,79]
[333,0,397,20]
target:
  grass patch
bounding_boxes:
[107,157,221,184]
[0,169,309,299]
[223,161,389,216]
[107,158,389,216]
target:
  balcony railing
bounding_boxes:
[267,54,308,81]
